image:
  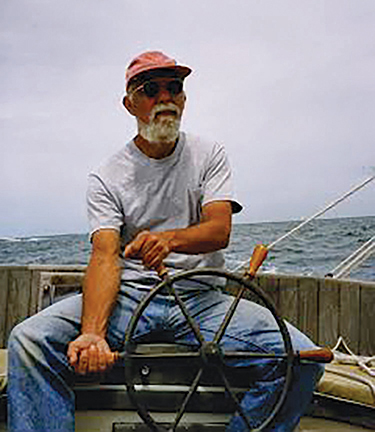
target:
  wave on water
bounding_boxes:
[0,236,58,243]
[0,237,22,242]
[19,237,49,242]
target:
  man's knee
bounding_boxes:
[8,318,45,362]
[9,319,31,347]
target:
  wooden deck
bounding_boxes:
[1,410,373,431]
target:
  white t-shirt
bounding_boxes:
[87,132,242,286]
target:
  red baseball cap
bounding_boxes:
[125,51,192,89]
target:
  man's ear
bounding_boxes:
[123,95,135,116]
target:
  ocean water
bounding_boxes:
[0,216,374,281]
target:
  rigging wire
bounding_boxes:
[233,174,375,275]
[328,235,375,279]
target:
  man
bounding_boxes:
[8,51,323,431]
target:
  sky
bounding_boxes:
[1,0,374,237]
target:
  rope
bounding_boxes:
[332,336,375,378]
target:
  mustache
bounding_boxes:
[150,103,181,121]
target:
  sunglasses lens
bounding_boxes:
[167,80,183,96]
[140,80,183,98]
[143,81,160,98]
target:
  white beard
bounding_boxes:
[138,103,181,144]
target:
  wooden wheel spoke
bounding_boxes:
[172,368,204,430]
[216,366,253,431]
[213,286,246,344]
[172,287,205,345]
[223,351,287,360]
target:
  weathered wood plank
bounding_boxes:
[319,278,340,348]
[5,270,32,344]
[298,277,319,343]
[278,276,299,328]
[360,284,375,356]
[257,274,279,310]
[0,268,9,348]
[339,280,361,353]
[29,269,42,316]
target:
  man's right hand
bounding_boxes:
[67,333,117,375]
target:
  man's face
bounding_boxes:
[124,76,186,144]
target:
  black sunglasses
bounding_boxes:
[135,79,184,98]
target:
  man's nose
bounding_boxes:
[156,86,172,103]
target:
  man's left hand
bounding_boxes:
[124,230,171,273]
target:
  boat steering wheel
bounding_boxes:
[120,268,296,431]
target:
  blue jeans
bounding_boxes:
[7,284,323,431]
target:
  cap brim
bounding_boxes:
[170,65,192,78]
[127,65,192,90]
